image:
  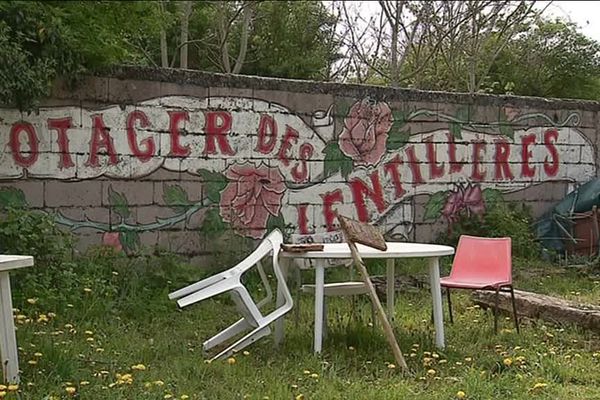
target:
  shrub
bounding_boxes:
[437,202,541,260]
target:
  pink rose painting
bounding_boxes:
[441,183,485,223]
[102,232,123,252]
[338,99,393,166]
[219,163,286,239]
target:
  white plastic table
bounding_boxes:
[0,255,34,383]
[276,242,454,353]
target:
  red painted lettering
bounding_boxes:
[168,111,191,157]
[521,134,536,178]
[321,189,343,231]
[405,146,424,186]
[256,114,277,154]
[203,111,235,155]
[86,115,118,167]
[9,122,39,168]
[384,154,406,199]
[425,135,444,179]
[471,140,486,181]
[447,133,463,173]
[494,140,513,181]
[296,204,310,234]
[291,143,314,183]
[47,117,74,169]
[278,125,299,167]
[544,129,559,177]
[126,110,155,162]
[349,171,387,222]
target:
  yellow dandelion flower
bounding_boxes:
[0,391,6,397]
[48,312,56,318]
[85,330,94,335]
[64,324,73,329]
[456,390,466,399]
[131,364,146,371]
[33,352,42,357]
[387,363,396,369]
[27,360,37,365]
[26,298,37,305]
[65,386,76,395]
[303,370,311,375]
[83,288,92,293]
[348,346,355,351]
[86,337,94,342]
[243,351,250,356]
[296,395,305,400]
[80,381,90,386]
[227,357,236,365]
[96,348,104,353]
[427,369,436,376]
[153,380,165,386]
[291,384,298,389]
[310,373,319,379]
[7,385,17,391]
[531,382,548,391]
[164,395,173,399]
[0,385,7,391]
[181,395,190,400]
[37,314,49,323]
[464,357,472,362]
[503,358,513,367]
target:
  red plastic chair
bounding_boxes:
[441,235,519,333]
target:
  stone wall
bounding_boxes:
[0,66,597,256]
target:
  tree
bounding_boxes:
[488,18,600,100]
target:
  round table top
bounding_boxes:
[280,242,455,259]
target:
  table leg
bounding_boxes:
[0,272,19,383]
[314,264,325,353]
[274,258,290,346]
[428,257,445,349]
[386,259,395,321]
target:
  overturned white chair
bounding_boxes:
[168,229,293,361]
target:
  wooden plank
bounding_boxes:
[337,214,408,372]
[472,289,600,333]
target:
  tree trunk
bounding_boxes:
[232,2,254,74]
[159,1,169,68]
[180,1,193,69]
[472,289,600,333]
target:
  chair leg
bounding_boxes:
[294,268,302,327]
[509,286,520,334]
[446,288,453,324]
[203,317,252,351]
[210,325,272,361]
[493,287,500,334]
[322,297,328,341]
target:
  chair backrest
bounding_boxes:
[234,229,283,274]
[449,235,512,284]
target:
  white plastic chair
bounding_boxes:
[168,229,293,361]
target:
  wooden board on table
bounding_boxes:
[280,243,324,253]
[337,215,387,251]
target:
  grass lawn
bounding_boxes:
[6,247,600,400]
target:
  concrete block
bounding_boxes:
[45,181,103,207]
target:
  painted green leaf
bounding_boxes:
[387,111,411,150]
[201,208,226,238]
[498,112,515,139]
[323,142,354,179]
[336,99,354,117]
[482,188,504,208]
[198,169,228,204]
[423,191,448,221]
[0,187,28,209]
[108,186,130,219]
[119,231,140,253]
[163,184,192,212]
[449,107,469,139]
[267,213,286,232]
[499,123,514,139]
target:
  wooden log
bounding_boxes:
[471,289,600,333]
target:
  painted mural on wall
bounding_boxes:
[0,95,596,252]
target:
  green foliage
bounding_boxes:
[0,207,73,265]
[0,187,28,209]
[489,18,600,100]
[201,208,226,238]
[323,142,354,179]
[438,202,541,260]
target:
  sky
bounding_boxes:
[352,1,600,42]
[540,1,600,41]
